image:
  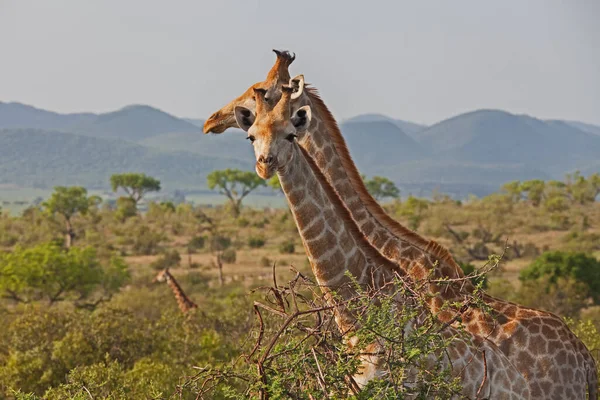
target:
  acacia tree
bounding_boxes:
[0,242,128,306]
[207,169,266,216]
[43,186,97,248]
[362,175,400,201]
[110,173,161,206]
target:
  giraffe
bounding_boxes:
[153,268,198,314]
[229,85,530,398]
[203,50,598,399]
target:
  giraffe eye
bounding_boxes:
[246,135,256,143]
[286,133,297,142]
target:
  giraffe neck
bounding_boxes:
[278,145,399,323]
[164,271,197,313]
[297,87,472,300]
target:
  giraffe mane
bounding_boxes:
[304,85,463,273]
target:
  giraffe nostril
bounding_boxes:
[266,155,274,165]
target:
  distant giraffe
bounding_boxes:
[203,50,597,399]
[153,268,198,314]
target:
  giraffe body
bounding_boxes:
[203,51,598,399]
[231,86,530,398]
[153,269,198,314]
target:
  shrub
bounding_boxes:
[187,236,205,252]
[210,235,231,252]
[248,236,266,249]
[237,218,250,227]
[520,251,600,304]
[278,240,295,254]
[115,197,137,221]
[131,226,165,255]
[150,250,181,271]
[220,248,236,264]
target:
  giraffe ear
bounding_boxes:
[290,74,305,100]
[291,105,311,131]
[234,106,256,132]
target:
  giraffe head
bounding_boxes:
[234,85,312,179]
[203,50,300,134]
[152,268,170,283]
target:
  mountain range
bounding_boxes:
[1,100,599,197]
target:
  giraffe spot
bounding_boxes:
[313,132,323,148]
[516,350,534,372]
[503,305,518,318]
[529,335,546,356]
[287,188,306,204]
[303,219,325,241]
[517,309,536,318]
[513,332,529,350]
[503,320,519,335]
[555,349,567,364]
[323,145,333,160]
[309,237,332,259]
[360,220,375,236]
[541,325,559,340]
[529,381,543,398]
[528,323,541,335]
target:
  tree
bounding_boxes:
[397,195,429,230]
[0,242,129,306]
[520,251,600,304]
[501,180,523,203]
[362,175,400,201]
[565,171,600,204]
[519,179,546,207]
[43,186,94,248]
[110,173,161,206]
[206,169,265,216]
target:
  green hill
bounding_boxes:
[0,128,249,190]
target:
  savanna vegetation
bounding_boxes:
[0,171,599,399]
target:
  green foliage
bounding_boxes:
[150,250,181,270]
[210,235,231,252]
[519,179,546,206]
[115,196,137,221]
[220,248,236,264]
[517,277,590,318]
[247,236,266,248]
[520,251,600,304]
[562,230,600,253]
[43,186,91,222]
[458,261,488,289]
[193,277,463,398]
[362,175,400,201]
[110,173,161,204]
[278,240,295,254]
[0,243,128,305]
[565,171,600,204]
[396,195,429,230]
[131,225,165,255]
[43,186,94,247]
[187,235,205,252]
[206,169,266,216]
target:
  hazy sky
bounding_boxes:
[1,0,599,125]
